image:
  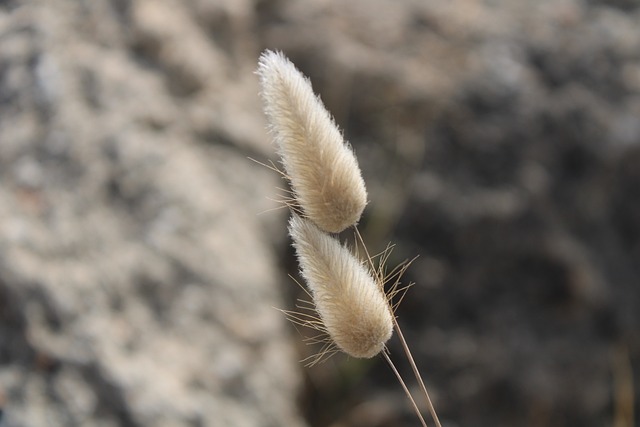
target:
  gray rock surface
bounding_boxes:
[0,1,303,426]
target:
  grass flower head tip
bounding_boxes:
[257,50,368,233]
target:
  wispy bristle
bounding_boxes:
[257,50,368,233]
[288,215,393,359]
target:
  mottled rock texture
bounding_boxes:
[1,1,639,427]
[0,1,302,426]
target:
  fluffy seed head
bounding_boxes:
[257,50,368,233]
[288,215,393,358]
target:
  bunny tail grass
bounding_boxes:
[288,215,393,358]
[257,50,368,233]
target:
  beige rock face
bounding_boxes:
[0,1,304,426]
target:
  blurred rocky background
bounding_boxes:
[0,0,638,426]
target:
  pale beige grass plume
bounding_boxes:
[256,50,367,234]
[288,215,393,359]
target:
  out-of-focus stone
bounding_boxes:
[0,1,304,427]
[256,1,640,426]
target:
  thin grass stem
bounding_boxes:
[392,317,442,427]
[354,225,441,425]
[382,350,429,427]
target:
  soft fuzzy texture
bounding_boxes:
[257,50,367,233]
[288,215,393,359]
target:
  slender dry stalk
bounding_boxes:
[354,227,442,427]
[613,344,635,427]
[382,351,429,427]
[393,317,442,427]
[257,50,367,233]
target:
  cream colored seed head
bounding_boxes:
[288,215,393,358]
[257,50,368,233]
